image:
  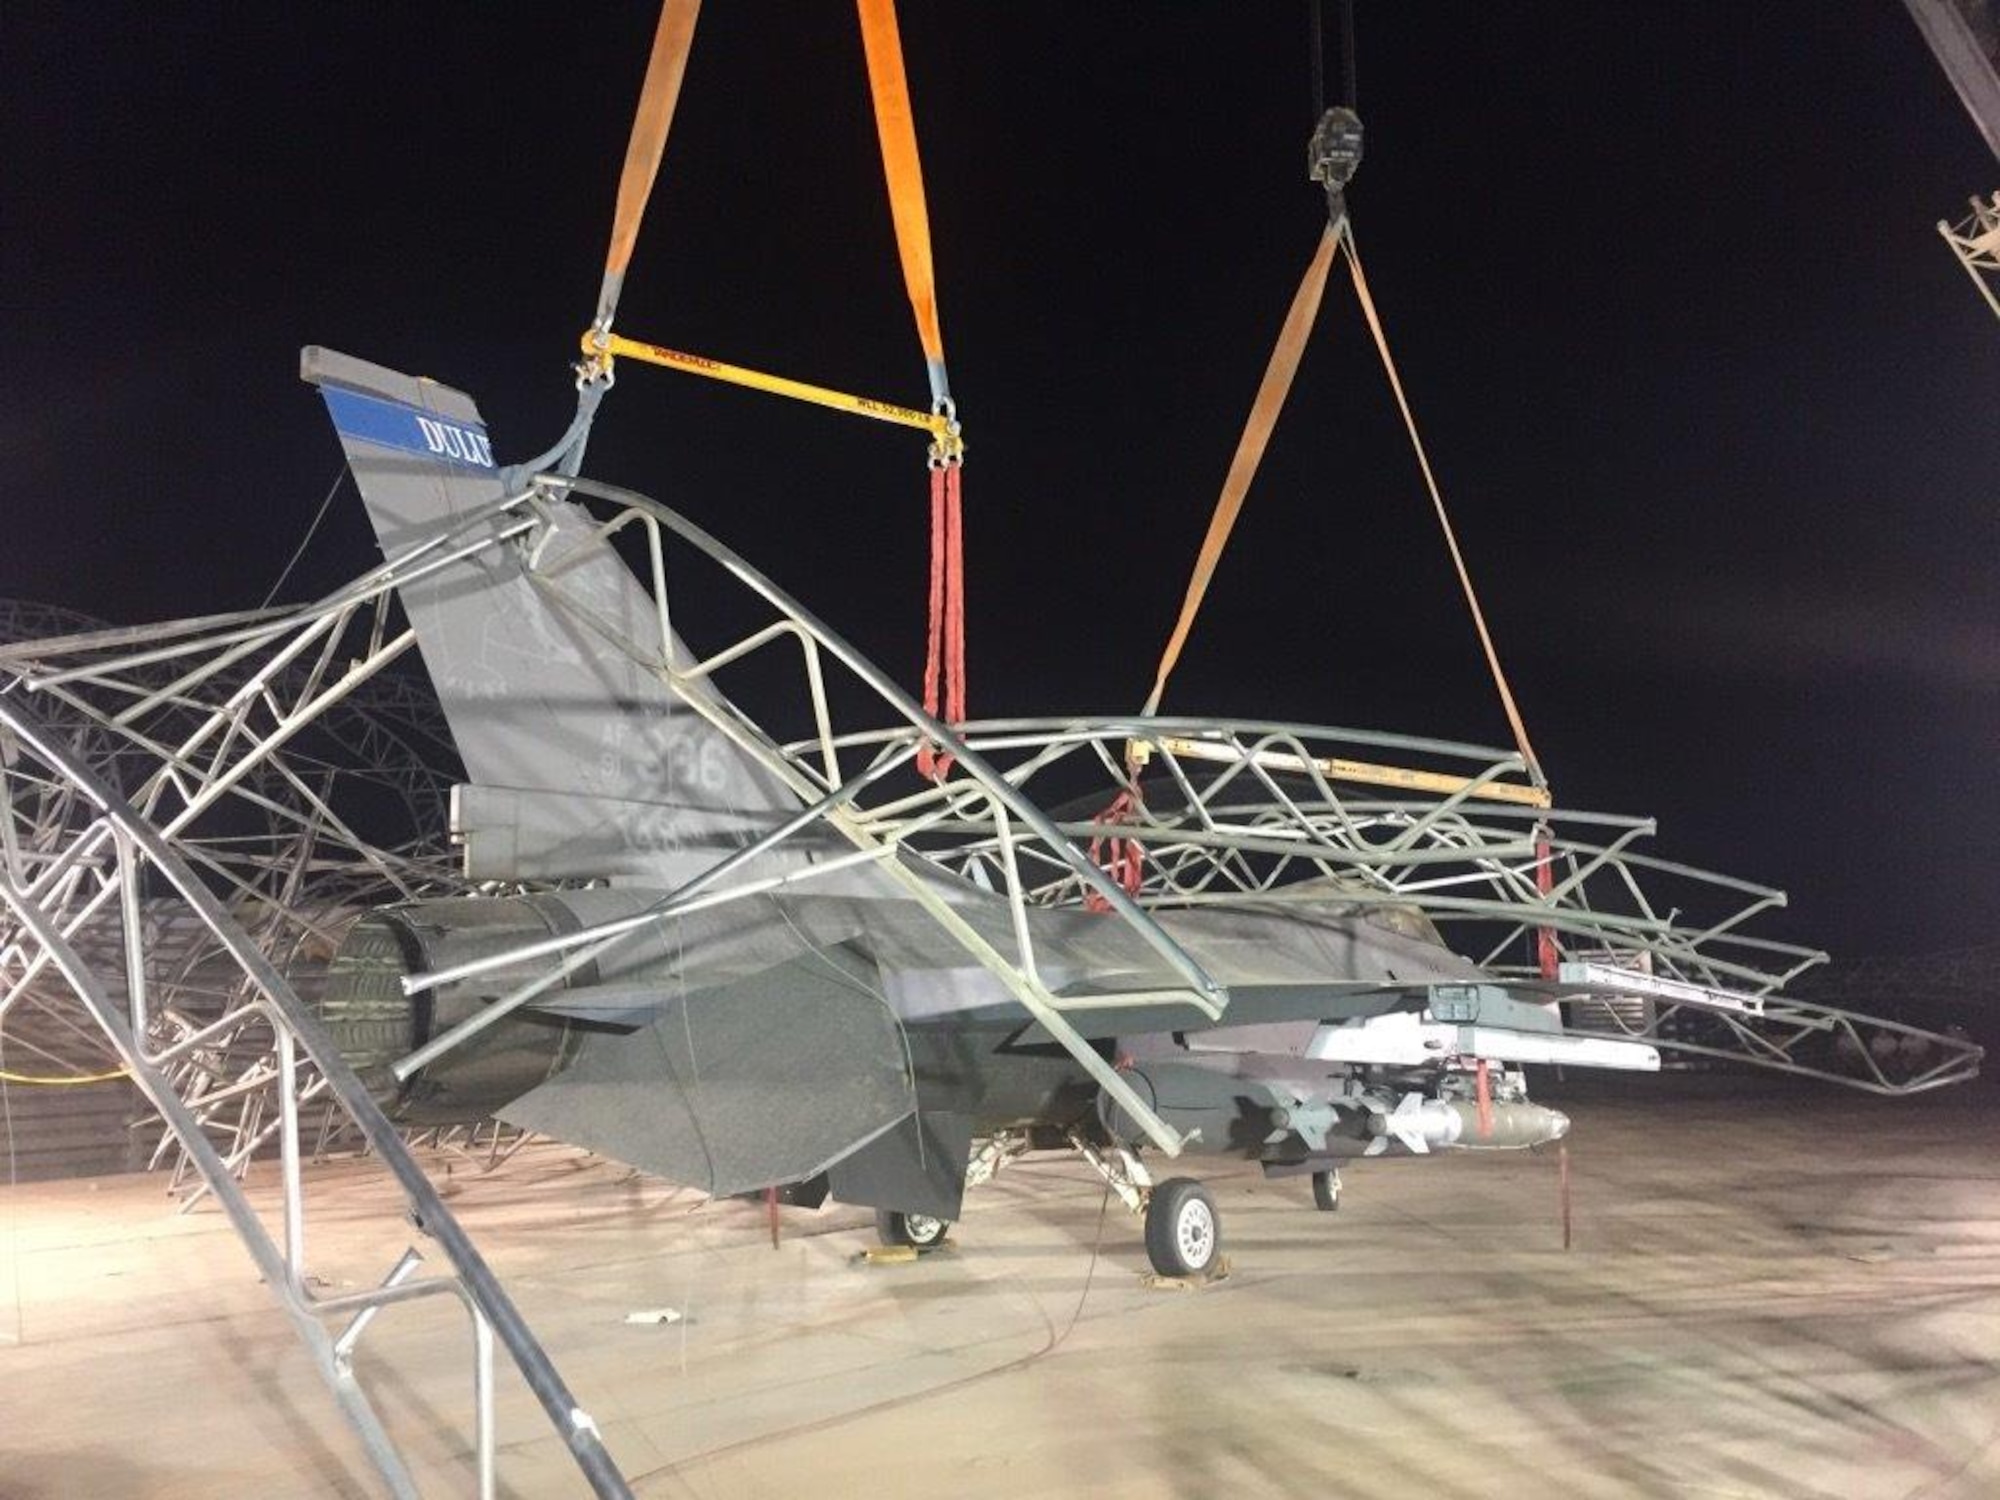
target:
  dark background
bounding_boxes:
[3,3,1995,963]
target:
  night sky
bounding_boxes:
[4,4,1997,964]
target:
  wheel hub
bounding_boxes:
[1176,1198,1215,1267]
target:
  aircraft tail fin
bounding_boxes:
[301,347,805,881]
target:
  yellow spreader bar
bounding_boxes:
[585,330,957,448]
[1142,735,1552,809]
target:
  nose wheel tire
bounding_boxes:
[1312,1169,1342,1212]
[1143,1178,1221,1279]
[876,1208,951,1250]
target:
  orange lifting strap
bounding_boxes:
[857,0,967,777]
[596,0,702,332]
[584,2,968,779]
[1103,226,1338,905]
[857,0,950,405]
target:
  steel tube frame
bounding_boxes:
[0,697,630,1495]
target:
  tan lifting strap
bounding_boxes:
[1138,216,1543,786]
[1343,223,1541,781]
[1140,222,1340,718]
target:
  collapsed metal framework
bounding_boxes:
[420,475,1979,1101]
[0,593,632,1496]
[0,472,1979,1494]
[864,724,1980,1095]
[1900,0,2000,318]
[0,596,464,1169]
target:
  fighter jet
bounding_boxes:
[293,346,1979,1282]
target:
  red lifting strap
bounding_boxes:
[1535,830,1560,981]
[1084,789,1148,914]
[916,463,966,779]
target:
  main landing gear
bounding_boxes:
[871,1132,1030,1255]
[1069,1131,1225,1280]
[867,1132,1352,1275]
[875,1209,951,1250]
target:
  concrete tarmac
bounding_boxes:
[3,1076,1997,1498]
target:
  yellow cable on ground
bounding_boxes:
[1141,223,1341,718]
[0,1067,130,1086]
[1342,222,1543,783]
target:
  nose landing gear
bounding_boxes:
[1143,1178,1222,1279]
[1067,1131,1228,1280]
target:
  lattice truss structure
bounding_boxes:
[109,470,1962,1113]
[444,479,1972,1100]
[1941,192,2000,323]
[803,719,1982,1095]
[8,479,1971,1134]
[0,597,465,1167]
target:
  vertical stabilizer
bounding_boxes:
[301,347,805,883]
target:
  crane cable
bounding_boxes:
[1307,0,1359,122]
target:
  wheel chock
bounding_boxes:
[1140,1255,1231,1292]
